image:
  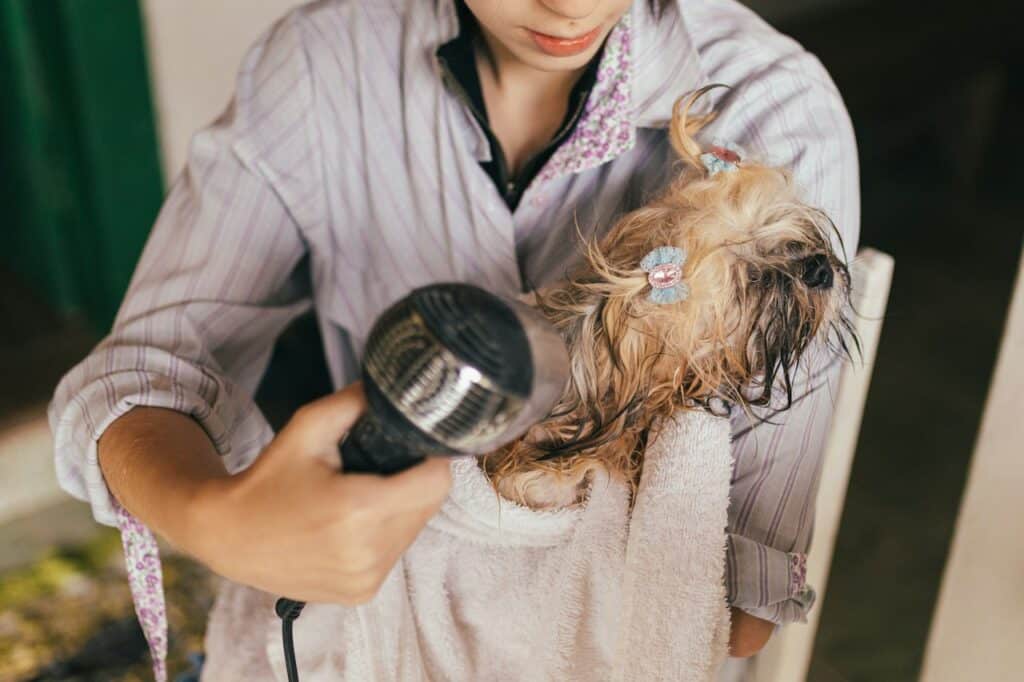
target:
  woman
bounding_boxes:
[50,0,859,678]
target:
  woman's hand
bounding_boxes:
[729,608,775,657]
[186,383,453,604]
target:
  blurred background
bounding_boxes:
[1,0,1021,680]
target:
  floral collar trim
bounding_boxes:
[536,10,635,185]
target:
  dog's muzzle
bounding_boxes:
[800,254,834,290]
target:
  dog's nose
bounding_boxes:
[800,254,834,289]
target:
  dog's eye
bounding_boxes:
[800,254,834,290]
[747,265,778,288]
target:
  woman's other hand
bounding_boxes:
[729,607,775,657]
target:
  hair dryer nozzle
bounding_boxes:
[341,283,569,474]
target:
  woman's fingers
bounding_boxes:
[280,382,368,454]
[338,456,454,518]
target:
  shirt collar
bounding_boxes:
[431,0,706,183]
[434,0,488,127]
[536,8,634,184]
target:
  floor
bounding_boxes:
[1,16,1021,682]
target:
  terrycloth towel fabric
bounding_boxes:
[200,410,734,681]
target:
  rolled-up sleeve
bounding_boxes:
[725,346,843,623]
[48,15,321,526]
[708,45,861,623]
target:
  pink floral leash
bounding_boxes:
[115,501,169,682]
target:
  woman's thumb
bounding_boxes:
[281,382,368,453]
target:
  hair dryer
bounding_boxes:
[340,282,569,473]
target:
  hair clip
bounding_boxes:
[640,246,689,304]
[700,139,744,176]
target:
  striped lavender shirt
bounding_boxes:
[50,0,859,635]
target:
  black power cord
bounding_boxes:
[275,597,306,682]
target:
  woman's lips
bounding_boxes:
[528,26,602,58]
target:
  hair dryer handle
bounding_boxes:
[340,411,425,475]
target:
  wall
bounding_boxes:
[140,0,300,184]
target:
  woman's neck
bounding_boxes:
[473,27,590,176]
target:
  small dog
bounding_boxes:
[480,89,856,509]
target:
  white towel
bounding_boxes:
[613,410,734,682]
[201,410,734,681]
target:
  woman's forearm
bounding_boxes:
[97,406,229,551]
[96,385,454,604]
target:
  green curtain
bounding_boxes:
[0,0,164,331]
